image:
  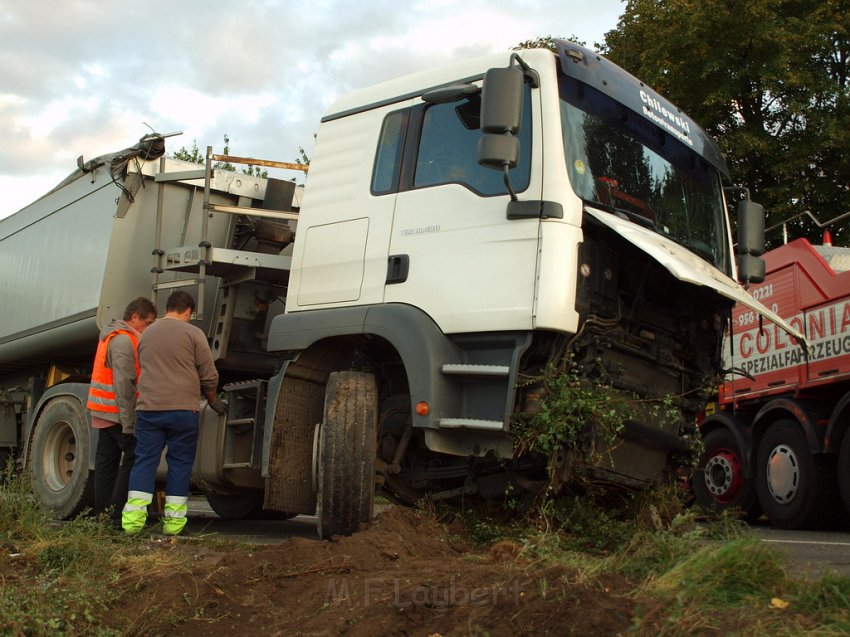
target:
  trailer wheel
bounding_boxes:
[30,396,94,519]
[206,492,295,520]
[693,428,759,519]
[316,371,377,539]
[838,432,850,517]
[755,419,837,529]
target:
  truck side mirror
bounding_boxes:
[737,199,765,257]
[737,253,765,285]
[736,199,765,285]
[479,67,524,134]
[477,66,524,200]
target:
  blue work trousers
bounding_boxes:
[128,410,199,498]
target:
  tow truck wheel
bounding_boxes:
[693,427,759,519]
[316,371,377,539]
[838,432,850,517]
[755,419,838,529]
[30,396,94,519]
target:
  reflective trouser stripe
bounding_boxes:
[162,495,189,535]
[122,491,152,534]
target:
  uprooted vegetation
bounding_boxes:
[1,464,849,637]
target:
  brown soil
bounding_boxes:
[104,507,644,636]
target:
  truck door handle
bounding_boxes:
[386,254,409,284]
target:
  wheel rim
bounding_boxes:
[766,444,799,504]
[41,420,77,492]
[704,448,743,504]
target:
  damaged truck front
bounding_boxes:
[264,41,803,535]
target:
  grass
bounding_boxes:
[452,484,850,636]
[0,465,184,636]
[3,458,849,636]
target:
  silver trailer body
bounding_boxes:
[0,140,300,519]
[0,149,283,380]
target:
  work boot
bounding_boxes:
[122,490,152,534]
[161,495,189,535]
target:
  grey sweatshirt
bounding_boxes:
[136,317,219,411]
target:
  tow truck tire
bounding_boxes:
[316,371,377,539]
[838,432,850,517]
[30,396,94,520]
[206,492,296,520]
[693,427,759,520]
[755,420,837,529]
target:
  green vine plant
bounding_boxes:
[512,361,630,465]
[512,358,699,490]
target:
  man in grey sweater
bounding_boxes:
[87,297,157,526]
[122,291,226,535]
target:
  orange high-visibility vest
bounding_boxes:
[86,329,140,414]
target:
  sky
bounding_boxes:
[0,0,626,220]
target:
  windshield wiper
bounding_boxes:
[584,199,657,231]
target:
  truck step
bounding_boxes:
[438,418,504,430]
[225,418,255,426]
[441,364,510,377]
[221,462,252,469]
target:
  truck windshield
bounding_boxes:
[559,75,728,271]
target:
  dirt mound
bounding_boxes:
[107,507,638,636]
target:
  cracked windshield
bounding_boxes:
[559,75,729,271]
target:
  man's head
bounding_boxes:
[123,297,157,333]
[165,291,196,321]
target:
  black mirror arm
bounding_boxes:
[509,53,540,88]
[502,165,517,202]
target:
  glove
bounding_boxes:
[210,400,228,416]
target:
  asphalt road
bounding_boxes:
[182,499,850,579]
[751,524,850,578]
[184,497,320,544]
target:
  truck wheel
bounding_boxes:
[30,396,94,519]
[693,427,759,519]
[755,419,837,529]
[316,371,377,539]
[838,432,850,517]
[206,492,296,520]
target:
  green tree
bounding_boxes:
[171,134,269,178]
[601,0,850,245]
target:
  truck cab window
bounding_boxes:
[372,109,408,195]
[413,88,532,196]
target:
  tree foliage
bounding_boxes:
[172,134,269,178]
[601,0,850,245]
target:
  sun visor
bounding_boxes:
[554,39,729,179]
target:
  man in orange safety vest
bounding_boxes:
[87,297,157,526]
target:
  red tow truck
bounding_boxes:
[694,233,850,529]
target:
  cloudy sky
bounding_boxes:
[0,0,625,220]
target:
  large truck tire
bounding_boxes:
[316,371,378,539]
[30,396,94,520]
[755,419,838,529]
[693,427,760,520]
[838,432,850,517]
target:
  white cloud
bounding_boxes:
[0,0,626,220]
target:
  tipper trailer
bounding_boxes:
[0,41,801,537]
[695,235,850,529]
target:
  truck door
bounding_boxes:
[382,84,541,334]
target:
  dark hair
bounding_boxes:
[165,291,196,313]
[123,297,157,321]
